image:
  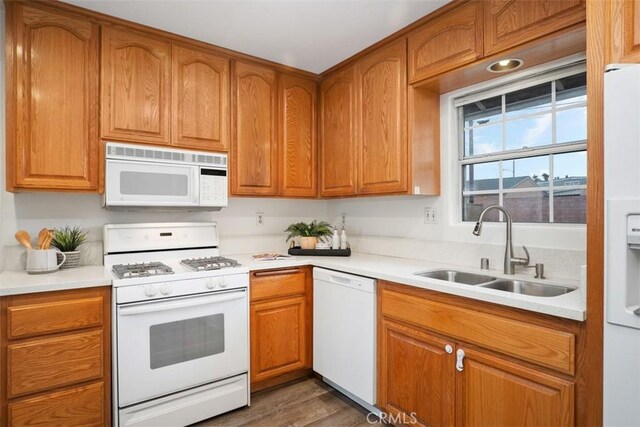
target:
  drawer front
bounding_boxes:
[380,286,575,375]
[8,382,105,426]
[251,268,307,301]
[8,296,104,339]
[8,330,104,397]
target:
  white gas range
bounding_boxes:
[104,222,249,427]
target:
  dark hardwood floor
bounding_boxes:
[192,377,378,427]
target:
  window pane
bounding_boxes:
[463,194,499,222]
[505,155,549,188]
[463,161,500,191]
[462,95,502,127]
[556,72,586,107]
[554,188,586,223]
[464,124,502,156]
[553,151,587,185]
[557,107,587,144]
[505,114,552,150]
[503,191,549,223]
[506,82,552,118]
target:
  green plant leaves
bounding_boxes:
[51,226,88,252]
[284,220,333,242]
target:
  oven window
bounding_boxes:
[120,171,189,196]
[149,313,225,369]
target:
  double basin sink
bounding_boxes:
[415,269,576,297]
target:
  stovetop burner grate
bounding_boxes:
[112,262,174,279]
[181,256,241,271]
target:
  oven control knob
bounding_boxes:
[218,277,228,288]
[160,283,172,296]
[206,278,218,290]
[144,285,157,297]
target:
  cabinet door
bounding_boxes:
[280,74,317,197]
[408,2,483,83]
[610,0,640,63]
[456,347,575,426]
[484,0,585,55]
[357,39,408,195]
[232,61,278,195]
[319,66,358,197]
[250,296,308,383]
[102,27,171,144]
[9,5,99,191]
[172,45,230,152]
[378,320,455,427]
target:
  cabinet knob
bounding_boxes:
[445,344,453,354]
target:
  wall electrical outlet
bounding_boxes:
[424,207,437,224]
[256,212,264,226]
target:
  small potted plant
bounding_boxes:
[51,226,88,270]
[285,220,332,250]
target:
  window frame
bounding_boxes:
[455,61,587,225]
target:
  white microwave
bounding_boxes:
[104,142,228,210]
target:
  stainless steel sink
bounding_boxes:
[479,279,576,297]
[415,269,496,285]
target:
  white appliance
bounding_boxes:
[104,222,249,427]
[313,267,377,410]
[104,142,228,210]
[604,64,640,426]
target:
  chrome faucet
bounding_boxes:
[472,205,529,275]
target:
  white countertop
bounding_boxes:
[0,266,112,297]
[0,253,585,321]
[237,253,585,321]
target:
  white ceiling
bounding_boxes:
[64,0,450,73]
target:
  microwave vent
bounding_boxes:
[107,143,225,167]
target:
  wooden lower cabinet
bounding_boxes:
[377,281,580,426]
[456,347,574,426]
[249,267,312,390]
[379,319,455,427]
[0,287,111,426]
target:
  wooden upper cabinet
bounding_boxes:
[7,4,99,192]
[378,319,455,427]
[172,45,230,151]
[456,347,575,426]
[484,0,585,55]
[279,74,317,197]
[610,0,640,63]
[408,1,482,83]
[357,39,408,195]
[320,66,358,197]
[232,61,278,195]
[102,27,171,144]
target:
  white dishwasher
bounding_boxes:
[313,267,376,407]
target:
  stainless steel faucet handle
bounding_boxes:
[522,246,530,266]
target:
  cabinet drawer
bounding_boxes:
[250,269,306,301]
[8,381,105,426]
[380,286,575,375]
[8,296,104,339]
[8,330,104,397]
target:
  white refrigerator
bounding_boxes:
[604,64,640,426]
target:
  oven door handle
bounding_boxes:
[119,290,246,316]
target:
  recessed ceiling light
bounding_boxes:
[487,58,524,73]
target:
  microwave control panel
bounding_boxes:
[200,168,228,206]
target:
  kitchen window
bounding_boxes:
[457,64,587,224]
